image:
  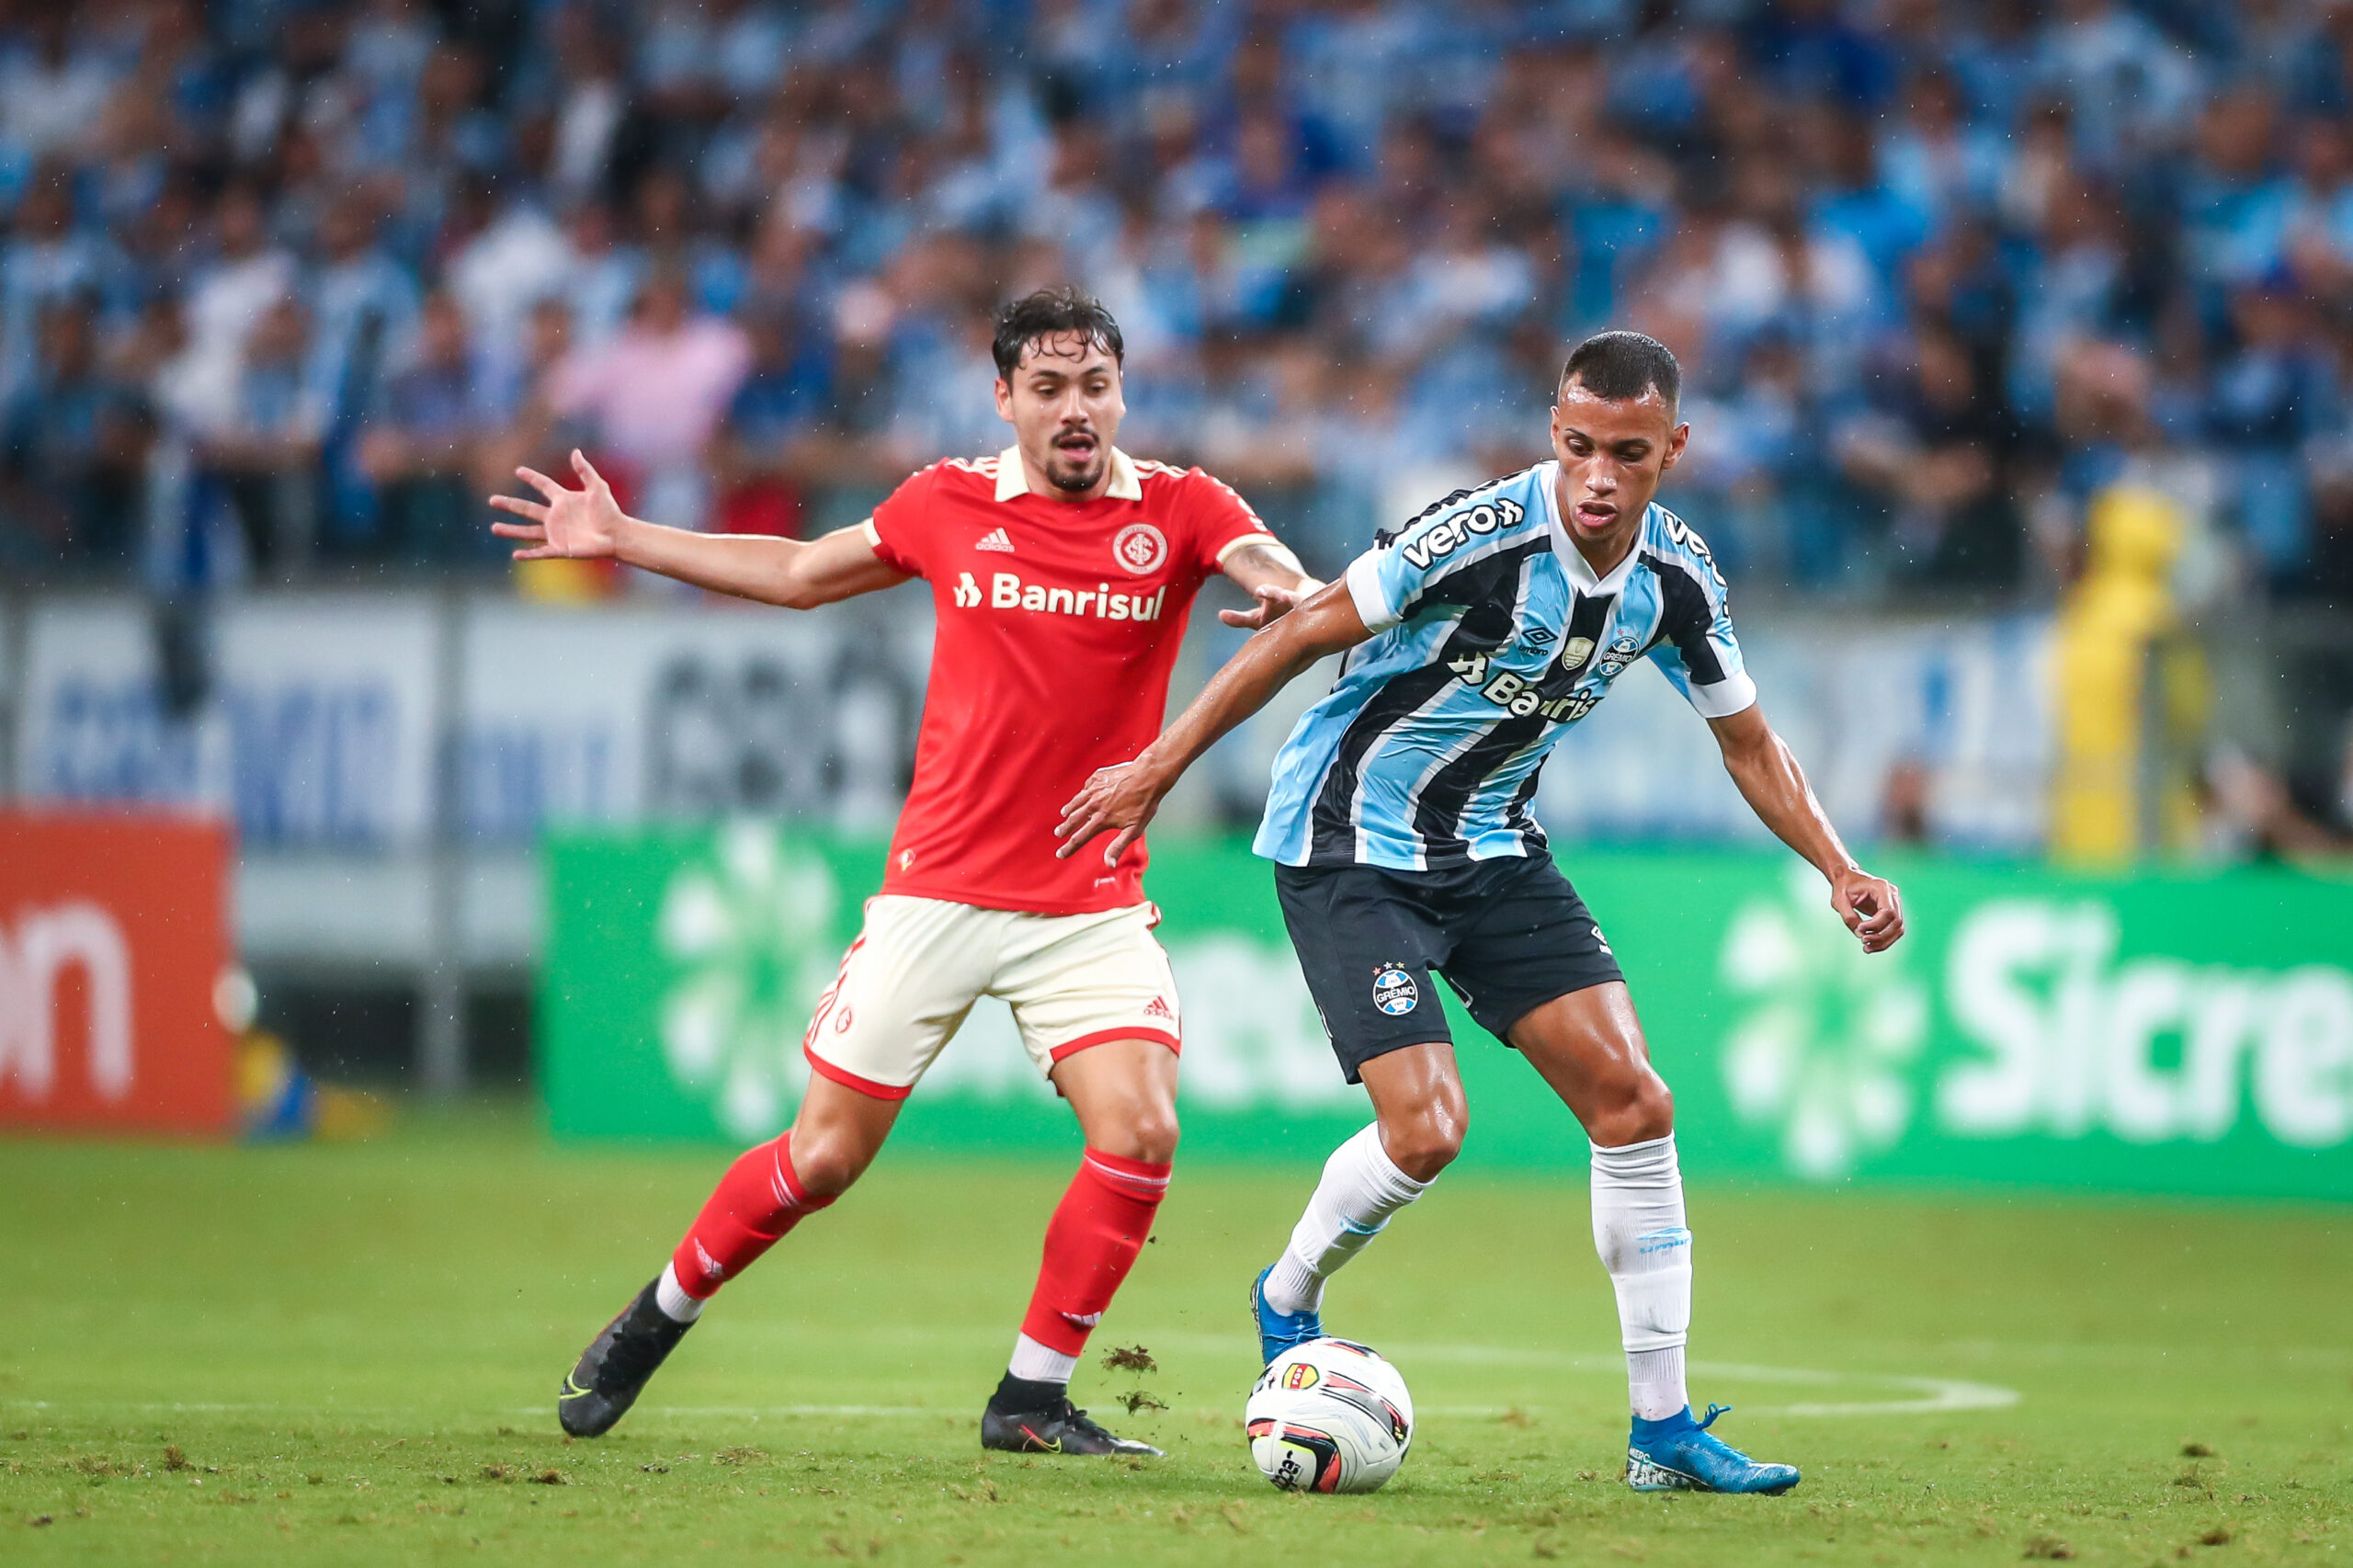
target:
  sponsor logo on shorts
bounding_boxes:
[1143,995,1174,1020]
[1112,522,1167,575]
[1371,964,1418,1016]
[834,1006,854,1033]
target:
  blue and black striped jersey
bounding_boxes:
[1253,462,1756,871]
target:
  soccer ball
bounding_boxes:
[1245,1337,1415,1494]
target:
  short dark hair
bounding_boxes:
[1560,330,1680,407]
[992,286,1125,380]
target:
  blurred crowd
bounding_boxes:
[9,0,2353,602]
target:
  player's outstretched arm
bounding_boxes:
[489,449,908,608]
[1217,538,1323,631]
[1708,704,1905,953]
[1057,578,1373,864]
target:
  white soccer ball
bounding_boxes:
[1245,1337,1415,1494]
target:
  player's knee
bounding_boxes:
[1381,1099,1466,1182]
[785,1127,876,1197]
[1098,1099,1180,1165]
[1589,1067,1674,1147]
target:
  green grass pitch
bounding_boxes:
[2,1103,2347,1566]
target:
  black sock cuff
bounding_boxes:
[989,1371,1066,1414]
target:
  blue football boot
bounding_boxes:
[1625,1404,1800,1494]
[1249,1264,1323,1366]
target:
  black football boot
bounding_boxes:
[558,1278,694,1437]
[980,1375,1163,1457]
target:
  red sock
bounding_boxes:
[1018,1150,1172,1357]
[670,1133,835,1299]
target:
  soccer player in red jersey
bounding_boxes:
[490,289,1314,1455]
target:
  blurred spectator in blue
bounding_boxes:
[1879,69,2006,235]
[2207,280,2337,580]
[1,297,151,572]
[1,172,122,408]
[710,302,831,540]
[197,296,325,579]
[1677,328,1817,584]
[1838,320,2027,591]
[2178,84,2298,315]
[310,193,421,546]
[2031,0,2202,169]
[0,9,119,176]
[358,291,483,562]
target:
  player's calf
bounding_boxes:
[557,1131,838,1437]
[1254,1121,1433,1362]
[982,1145,1171,1456]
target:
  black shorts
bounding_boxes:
[1275,853,1625,1084]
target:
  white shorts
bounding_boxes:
[801,895,1181,1100]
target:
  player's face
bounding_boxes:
[1550,379,1688,561]
[995,333,1126,497]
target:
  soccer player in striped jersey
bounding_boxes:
[1058,330,1905,1495]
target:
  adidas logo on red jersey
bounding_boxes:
[975,528,1016,553]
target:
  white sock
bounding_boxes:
[654,1261,705,1324]
[1006,1332,1077,1385]
[1263,1123,1431,1315]
[1590,1134,1691,1422]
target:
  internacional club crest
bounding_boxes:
[1112,521,1167,575]
[1371,963,1419,1017]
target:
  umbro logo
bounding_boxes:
[976,528,1016,553]
[1523,627,1556,646]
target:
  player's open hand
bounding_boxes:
[1056,759,1165,866]
[1831,867,1904,953]
[489,449,627,560]
[1219,581,1317,631]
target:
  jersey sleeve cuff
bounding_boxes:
[1344,551,1403,633]
[1212,528,1279,566]
[1686,669,1757,719]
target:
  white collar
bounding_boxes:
[993,445,1142,503]
[1540,460,1643,595]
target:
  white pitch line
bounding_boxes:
[3,1349,2019,1426]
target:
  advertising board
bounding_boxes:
[541,828,2353,1199]
[0,811,234,1136]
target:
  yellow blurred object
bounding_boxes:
[313,1086,397,1142]
[515,556,619,603]
[236,1028,395,1142]
[2049,484,2211,867]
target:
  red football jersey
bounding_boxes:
[864,446,1274,914]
